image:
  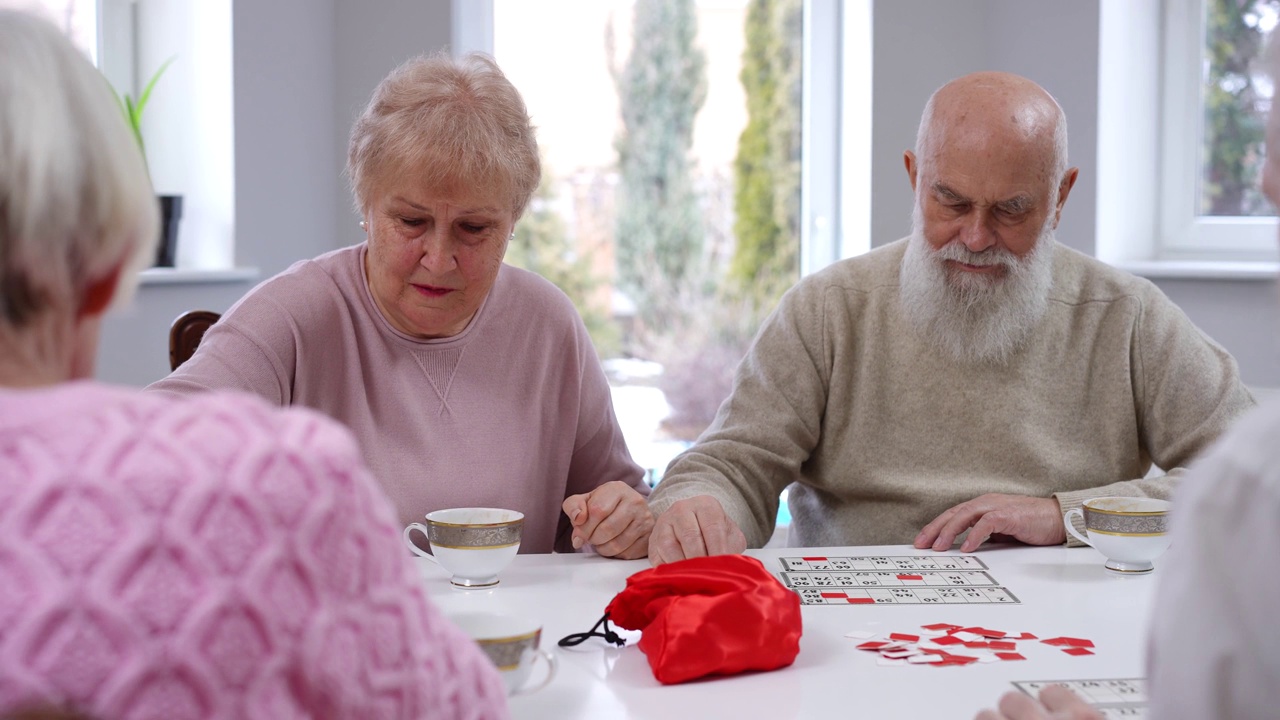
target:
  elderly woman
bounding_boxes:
[0,10,507,718]
[149,52,652,557]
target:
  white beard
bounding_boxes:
[898,205,1055,365]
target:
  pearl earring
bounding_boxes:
[360,220,368,231]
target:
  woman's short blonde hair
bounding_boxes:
[0,10,158,331]
[347,52,541,220]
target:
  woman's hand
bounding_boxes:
[975,686,1102,720]
[562,481,655,559]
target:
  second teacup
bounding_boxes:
[449,611,557,696]
[403,507,523,588]
[1063,496,1172,574]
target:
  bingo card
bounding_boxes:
[778,555,1021,605]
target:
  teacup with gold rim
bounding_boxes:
[449,611,557,695]
[1063,496,1172,574]
[403,507,523,588]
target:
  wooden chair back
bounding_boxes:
[168,310,221,371]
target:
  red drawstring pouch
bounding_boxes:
[568,555,802,685]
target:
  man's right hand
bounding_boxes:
[648,495,748,566]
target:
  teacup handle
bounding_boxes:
[512,649,558,696]
[403,523,439,563]
[1063,509,1093,548]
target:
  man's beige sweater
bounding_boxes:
[648,239,1255,548]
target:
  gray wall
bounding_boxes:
[872,0,1099,255]
[332,0,452,240]
[97,0,1280,389]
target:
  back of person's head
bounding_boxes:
[346,50,541,220]
[0,10,158,339]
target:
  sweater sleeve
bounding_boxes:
[557,315,648,552]
[146,288,298,405]
[1054,285,1254,539]
[1147,406,1280,720]
[647,284,830,548]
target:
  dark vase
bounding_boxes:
[155,194,183,267]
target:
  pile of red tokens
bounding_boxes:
[848,623,1095,667]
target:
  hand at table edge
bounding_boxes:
[914,494,1067,553]
[648,495,748,567]
[562,481,655,559]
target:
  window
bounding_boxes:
[2,0,237,273]
[1161,0,1280,260]
[455,0,870,538]
[491,0,805,488]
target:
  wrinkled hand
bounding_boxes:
[914,493,1065,553]
[648,495,748,567]
[562,481,654,559]
[975,685,1103,720]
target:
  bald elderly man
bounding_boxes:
[645,71,1254,565]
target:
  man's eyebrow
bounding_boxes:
[931,182,967,204]
[995,195,1034,214]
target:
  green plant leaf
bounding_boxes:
[133,56,175,122]
[122,95,147,163]
[100,56,174,178]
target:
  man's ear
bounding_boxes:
[77,262,125,319]
[1051,167,1080,228]
[904,150,919,192]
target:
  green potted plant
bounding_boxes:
[111,58,181,267]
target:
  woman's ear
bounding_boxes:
[77,262,125,319]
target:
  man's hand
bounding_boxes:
[975,685,1103,720]
[562,481,654,559]
[648,495,748,566]
[914,493,1065,552]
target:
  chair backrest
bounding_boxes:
[169,310,221,371]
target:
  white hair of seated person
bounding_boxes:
[0,10,158,370]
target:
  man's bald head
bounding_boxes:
[915,72,1069,196]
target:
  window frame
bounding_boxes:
[1160,0,1280,261]
[97,0,134,95]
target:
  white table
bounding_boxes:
[419,544,1157,719]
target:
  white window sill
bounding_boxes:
[1112,259,1279,281]
[138,267,260,285]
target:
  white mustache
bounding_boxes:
[932,242,1018,269]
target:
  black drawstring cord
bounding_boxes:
[558,612,626,648]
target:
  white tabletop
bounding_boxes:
[419,544,1157,719]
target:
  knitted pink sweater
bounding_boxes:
[0,382,508,719]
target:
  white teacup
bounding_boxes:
[450,611,557,696]
[1063,496,1172,574]
[404,508,523,588]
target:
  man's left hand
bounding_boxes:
[914,493,1065,552]
[562,481,655,559]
